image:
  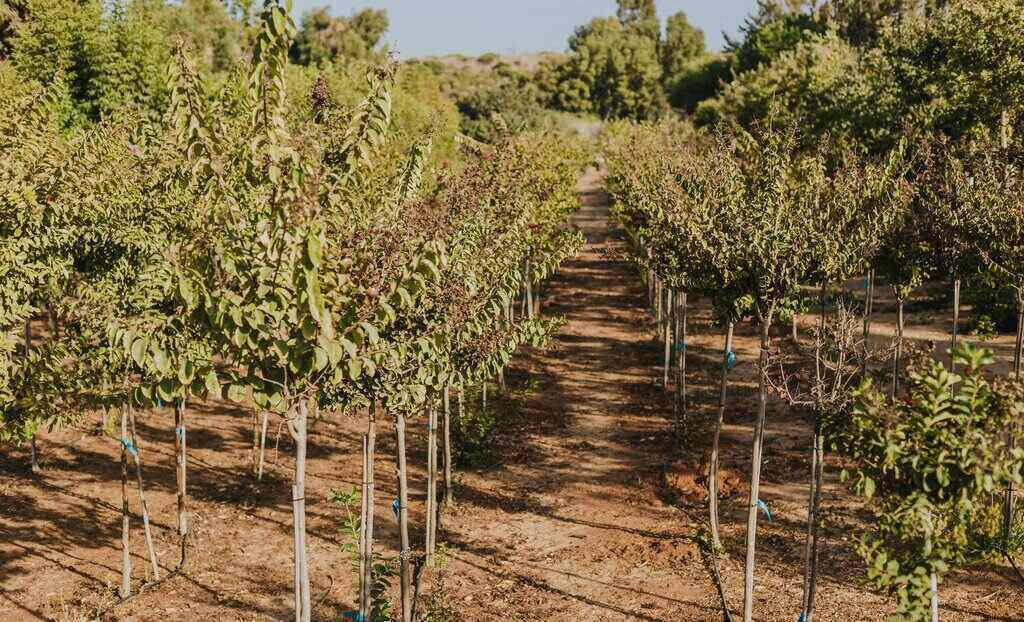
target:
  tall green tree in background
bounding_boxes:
[290,6,388,66]
[661,11,704,80]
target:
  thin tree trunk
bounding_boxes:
[25,319,38,474]
[679,292,688,433]
[175,399,188,558]
[292,484,303,622]
[257,411,269,481]
[359,432,369,616]
[121,408,132,598]
[48,304,59,338]
[395,410,413,622]
[1004,298,1024,551]
[802,428,824,622]
[443,387,453,505]
[743,316,773,622]
[128,409,160,580]
[950,277,961,372]
[792,312,798,342]
[655,278,663,335]
[663,289,673,389]
[482,381,487,414]
[426,403,438,565]
[525,260,535,321]
[801,422,819,617]
[930,571,939,622]
[362,402,377,618]
[294,401,311,622]
[891,296,905,401]
[709,322,734,550]
[861,269,875,376]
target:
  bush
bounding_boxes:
[827,344,1024,620]
[457,77,545,143]
[667,53,731,113]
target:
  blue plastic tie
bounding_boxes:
[120,437,139,459]
[343,612,366,622]
[156,397,164,409]
[757,499,772,522]
[175,426,185,440]
[798,613,807,622]
[726,350,737,370]
[391,498,400,518]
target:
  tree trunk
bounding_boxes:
[950,277,961,372]
[121,408,132,598]
[679,292,688,434]
[292,484,303,622]
[709,322,734,549]
[482,381,487,414]
[175,399,188,562]
[663,289,673,389]
[861,269,875,376]
[743,316,773,622]
[655,278,663,336]
[792,312,798,342]
[361,402,377,618]
[891,296,905,401]
[257,411,269,481]
[128,409,160,580]
[395,410,412,622]
[525,260,535,321]
[25,319,38,474]
[48,304,59,339]
[359,432,369,615]
[1004,298,1024,551]
[930,571,939,622]
[294,401,311,622]
[426,402,438,565]
[801,422,825,622]
[443,387,453,505]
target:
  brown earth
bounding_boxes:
[2,170,1023,621]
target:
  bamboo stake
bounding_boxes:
[128,409,160,580]
[121,408,132,598]
[679,292,688,432]
[709,322,734,549]
[802,282,828,622]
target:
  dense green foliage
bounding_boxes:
[829,345,1024,620]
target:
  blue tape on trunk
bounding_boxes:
[120,437,139,459]
[343,612,366,622]
[726,350,736,370]
[674,342,686,352]
[175,426,185,440]
[757,499,772,522]
[392,498,400,518]
[798,613,807,622]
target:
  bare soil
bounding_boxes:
[2,170,1022,621]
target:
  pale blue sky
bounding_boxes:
[290,1,756,58]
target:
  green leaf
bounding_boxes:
[227,384,247,403]
[347,357,362,380]
[205,370,220,398]
[307,235,323,268]
[131,338,147,367]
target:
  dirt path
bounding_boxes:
[438,170,714,621]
